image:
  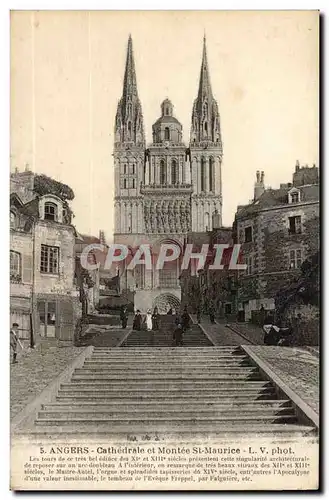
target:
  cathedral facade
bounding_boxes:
[113,35,223,313]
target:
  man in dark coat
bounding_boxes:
[209,304,215,324]
[173,323,184,347]
[120,307,128,329]
[133,310,142,331]
[152,307,160,330]
[181,306,190,332]
[10,323,19,364]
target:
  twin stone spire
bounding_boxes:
[114,35,222,150]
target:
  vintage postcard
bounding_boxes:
[10,10,319,491]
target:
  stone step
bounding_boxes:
[38,407,295,419]
[35,414,298,425]
[78,360,252,369]
[66,372,264,381]
[28,423,316,437]
[57,388,276,398]
[42,399,292,411]
[64,380,270,390]
[71,373,260,381]
[92,347,242,352]
[73,368,260,377]
[56,391,277,403]
[84,357,248,365]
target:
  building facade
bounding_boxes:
[10,170,78,342]
[113,35,223,312]
[233,163,319,322]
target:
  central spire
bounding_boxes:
[197,35,213,101]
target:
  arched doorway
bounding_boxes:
[152,293,180,314]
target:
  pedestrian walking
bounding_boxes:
[173,323,184,347]
[181,306,190,332]
[10,323,21,364]
[133,310,142,331]
[152,307,160,330]
[209,304,215,324]
[145,310,153,331]
[120,307,128,329]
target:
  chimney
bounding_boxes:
[254,170,265,201]
[212,209,221,230]
[295,160,300,172]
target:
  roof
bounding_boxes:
[236,184,319,219]
[77,234,101,244]
[153,115,181,126]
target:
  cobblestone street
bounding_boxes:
[249,346,319,415]
[10,339,84,418]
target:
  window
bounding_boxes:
[128,213,132,233]
[289,216,302,234]
[290,192,299,203]
[160,160,166,185]
[132,179,135,189]
[124,164,127,174]
[209,158,213,191]
[44,202,58,221]
[132,164,135,175]
[289,249,302,269]
[40,245,59,274]
[123,179,127,189]
[135,264,145,289]
[171,160,178,184]
[201,158,205,192]
[288,189,300,204]
[10,251,21,281]
[128,122,132,133]
[204,122,208,133]
[10,211,16,229]
[244,226,253,243]
[159,268,178,288]
[164,127,170,141]
[166,107,169,116]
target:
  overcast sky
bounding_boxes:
[10,10,319,240]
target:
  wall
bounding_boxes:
[34,221,75,294]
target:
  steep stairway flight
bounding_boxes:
[34,346,316,436]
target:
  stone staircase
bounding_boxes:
[123,324,212,347]
[33,347,316,436]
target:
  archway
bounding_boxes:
[152,293,180,314]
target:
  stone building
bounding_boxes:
[113,35,223,312]
[10,170,77,342]
[233,162,319,322]
[180,211,237,318]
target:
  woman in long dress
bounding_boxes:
[145,310,153,331]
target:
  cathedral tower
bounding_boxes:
[189,36,223,231]
[113,35,145,235]
[113,36,224,313]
